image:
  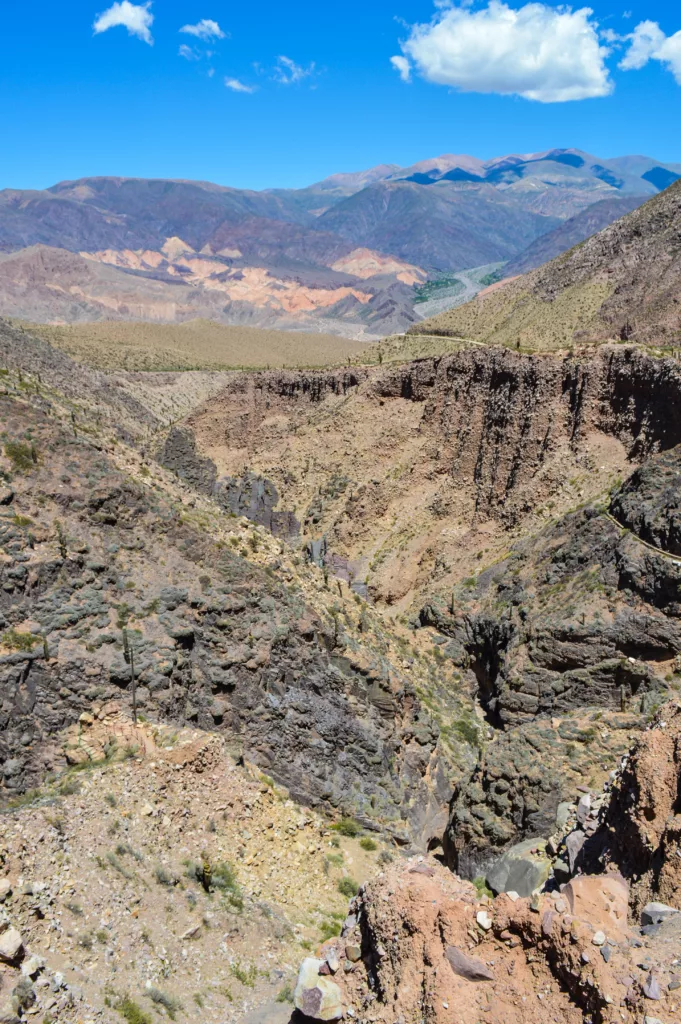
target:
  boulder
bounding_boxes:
[566,830,586,872]
[564,874,630,943]
[445,945,494,982]
[641,902,680,927]
[293,957,344,1021]
[486,838,552,898]
[0,995,19,1024]
[0,926,23,962]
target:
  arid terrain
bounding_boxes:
[2,175,681,1024]
[19,320,368,373]
[0,148,677,337]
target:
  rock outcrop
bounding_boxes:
[422,442,681,871]
[586,701,681,915]
[292,856,681,1023]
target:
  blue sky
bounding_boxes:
[1,0,680,191]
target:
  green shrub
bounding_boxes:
[377,850,393,866]
[331,818,362,838]
[154,865,175,886]
[472,876,493,899]
[453,717,479,746]
[230,961,257,987]
[319,919,341,941]
[359,837,377,852]
[338,876,359,898]
[212,861,243,910]
[1,628,40,652]
[5,440,37,472]
[116,996,153,1024]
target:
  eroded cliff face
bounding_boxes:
[174,346,681,871]
[183,346,681,610]
[427,443,681,873]
[0,378,456,846]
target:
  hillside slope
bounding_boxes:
[502,194,647,277]
[411,179,681,349]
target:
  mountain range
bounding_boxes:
[0,147,679,335]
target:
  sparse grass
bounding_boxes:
[211,861,243,910]
[106,851,134,879]
[4,439,38,472]
[115,842,143,862]
[338,876,359,898]
[230,961,257,987]
[276,983,294,1004]
[115,995,153,1024]
[146,988,183,1020]
[24,320,368,373]
[319,918,341,941]
[58,778,81,796]
[1,628,40,652]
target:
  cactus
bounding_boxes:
[200,854,212,893]
[122,628,130,664]
[55,520,67,560]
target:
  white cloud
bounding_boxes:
[225,77,255,93]
[93,1,153,44]
[179,44,198,60]
[180,19,226,41]
[601,28,625,44]
[398,1,613,103]
[619,20,681,83]
[390,55,412,82]
[274,55,315,84]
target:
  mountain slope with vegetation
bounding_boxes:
[411,179,681,350]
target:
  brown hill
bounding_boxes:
[410,179,681,349]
